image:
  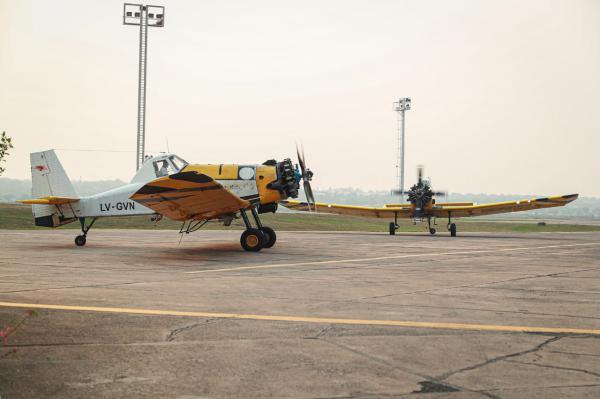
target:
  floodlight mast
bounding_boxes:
[393,97,411,202]
[123,3,165,171]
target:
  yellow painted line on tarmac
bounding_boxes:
[185,242,598,274]
[0,301,599,335]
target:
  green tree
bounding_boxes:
[0,131,13,176]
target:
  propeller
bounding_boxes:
[296,143,315,211]
[392,165,447,217]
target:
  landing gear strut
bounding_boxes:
[427,217,436,235]
[239,208,276,251]
[75,217,97,246]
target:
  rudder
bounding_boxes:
[30,150,78,226]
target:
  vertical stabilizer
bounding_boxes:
[30,150,78,225]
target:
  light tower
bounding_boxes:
[123,3,165,171]
[393,97,411,202]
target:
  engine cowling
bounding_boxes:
[267,158,300,199]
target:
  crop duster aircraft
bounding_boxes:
[19,148,315,251]
[282,166,578,236]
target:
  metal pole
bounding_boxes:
[399,109,405,203]
[393,97,410,202]
[136,6,148,171]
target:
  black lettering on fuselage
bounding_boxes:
[100,202,135,212]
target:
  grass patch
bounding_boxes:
[1,203,599,233]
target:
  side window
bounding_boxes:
[153,160,175,177]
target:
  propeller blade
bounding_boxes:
[296,142,316,212]
[304,180,316,211]
[417,165,423,185]
[433,191,448,197]
[296,143,306,176]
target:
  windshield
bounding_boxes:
[169,155,188,172]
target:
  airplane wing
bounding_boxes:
[430,194,579,218]
[280,200,414,218]
[18,196,79,205]
[130,171,250,221]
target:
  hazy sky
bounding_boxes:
[1,0,599,196]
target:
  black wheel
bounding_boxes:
[389,222,396,235]
[260,226,277,248]
[240,228,265,252]
[429,228,436,235]
[74,235,86,246]
[450,223,457,237]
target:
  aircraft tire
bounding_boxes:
[429,228,436,235]
[389,222,396,235]
[75,235,86,246]
[260,226,277,248]
[241,229,265,252]
[450,223,457,237]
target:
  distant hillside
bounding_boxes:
[1,178,598,220]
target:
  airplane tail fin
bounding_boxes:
[20,150,79,227]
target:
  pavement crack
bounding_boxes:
[505,359,600,378]
[319,339,494,397]
[436,335,562,381]
[166,318,219,342]
[305,325,335,340]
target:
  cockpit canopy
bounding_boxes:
[152,155,188,177]
[131,154,189,184]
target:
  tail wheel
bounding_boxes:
[241,229,265,252]
[389,222,396,235]
[74,235,86,246]
[449,223,457,237]
[429,228,436,235]
[260,226,277,248]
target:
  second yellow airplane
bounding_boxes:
[282,166,578,236]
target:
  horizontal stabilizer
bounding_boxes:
[18,196,79,205]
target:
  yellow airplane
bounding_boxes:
[281,166,578,237]
[19,147,315,251]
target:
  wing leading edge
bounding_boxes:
[430,194,579,218]
[280,200,413,219]
[130,171,250,221]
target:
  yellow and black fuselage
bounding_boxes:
[129,158,301,222]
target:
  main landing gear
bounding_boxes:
[239,208,276,252]
[447,213,457,237]
[448,223,457,237]
[74,217,97,246]
[389,213,399,235]
[389,214,458,237]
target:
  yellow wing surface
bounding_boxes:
[281,194,578,219]
[18,196,79,205]
[130,171,250,221]
[430,194,579,218]
[280,200,413,218]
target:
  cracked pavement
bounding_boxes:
[1,229,600,398]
